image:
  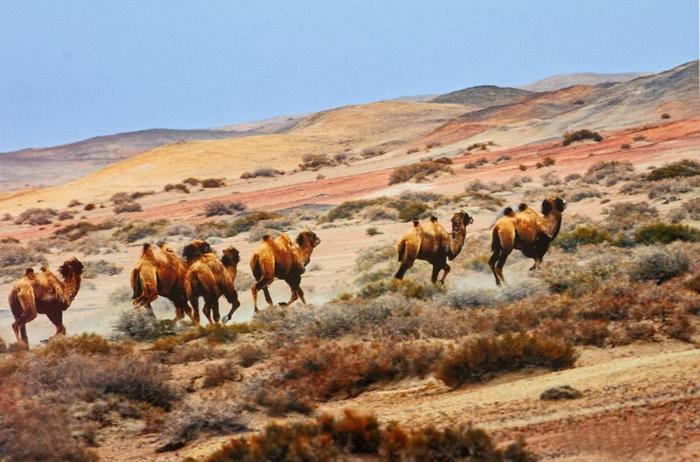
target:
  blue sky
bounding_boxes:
[0,0,697,152]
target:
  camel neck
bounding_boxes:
[543,212,563,239]
[448,226,467,259]
[62,274,82,305]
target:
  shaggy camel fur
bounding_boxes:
[183,241,241,325]
[131,242,197,321]
[250,230,321,311]
[489,197,567,286]
[8,258,84,347]
[394,212,473,284]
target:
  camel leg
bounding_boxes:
[488,250,501,286]
[189,297,201,325]
[46,310,66,338]
[280,274,303,306]
[252,277,273,312]
[296,285,307,305]
[394,255,416,280]
[263,287,274,307]
[212,300,221,324]
[431,264,441,285]
[222,292,241,324]
[14,289,37,347]
[495,248,512,287]
[202,300,214,325]
[440,263,451,285]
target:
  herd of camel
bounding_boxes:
[7,196,566,347]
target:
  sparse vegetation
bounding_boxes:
[164,183,190,193]
[556,225,613,251]
[14,208,58,225]
[464,158,488,169]
[240,168,284,179]
[562,129,603,146]
[201,178,227,187]
[645,159,700,181]
[389,158,453,184]
[633,223,700,245]
[661,113,671,119]
[628,245,690,284]
[205,201,247,217]
[466,141,495,151]
[83,259,123,278]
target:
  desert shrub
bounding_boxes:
[202,360,241,388]
[583,160,635,185]
[366,227,381,236]
[83,203,96,211]
[464,158,488,169]
[236,343,268,367]
[253,339,441,414]
[556,225,613,251]
[633,134,646,142]
[541,172,560,186]
[466,141,495,151]
[112,220,168,243]
[627,245,689,284]
[363,205,398,221]
[225,211,280,236]
[164,183,190,193]
[206,408,529,462]
[564,173,581,182]
[183,177,200,185]
[425,141,442,149]
[633,223,700,245]
[542,156,556,166]
[14,207,58,225]
[603,202,659,231]
[112,309,183,341]
[157,403,247,453]
[361,147,386,158]
[682,198,700,220]
[299,153,337,171]
[621,143,631,150]
[576,320,610,347]
[0,242,47,280]
[113,201,142,214]
[645,159,700,181]
[358,278,444,301]
[389,159,453,184]
[201,178,226,187]
[446,280,547,309]
[57,210,74,221]
[83,259,123,278]
[536,249,620,296]
[109,286,132,304]
[493,154,511,164]
[53,221,101,241]
[519,164,528,171]
[396,201,428,222]
[0,400,97,462]
[240,168,284,179]
[435,332,576,387]
[406,147,419,154]
[661,113,671,119]
[205,201,247,217]
[67,199,82,207]
[39,333,130,357]
[562,129,603,146]
[565,186,602,202]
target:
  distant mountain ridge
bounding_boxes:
[520,71,652,92]
[430,85,533,107]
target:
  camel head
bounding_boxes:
[296,230,321,249]
[451,211,474,232]
[541,197,567,216]
[182,239,213,262]
[58,258,84,279]
[221,247,240,267]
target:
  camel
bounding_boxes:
[183,240,241,325]
[489,197,567,286]
[8,258,84,348]
[130,242,196,321]
[394,212,473,284]
[250,230,321,311]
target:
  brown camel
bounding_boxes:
[394,212,473,284]
[489,197,567,286]
[130,242,197,321]
[183,241,241,325]
[8,258,84,348]
[250,230,321,311]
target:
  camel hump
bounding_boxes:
[503,207,515,217]
[25,268,35,279]
[412,219,420,226]
[430,216,438,223]
[518,203,529,212]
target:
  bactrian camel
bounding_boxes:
[8,257,84,348]
[395,211,473,284]
[183,240,241,325]
[130,242,194,321]
[489,197,567,286]
[250,230,321,311]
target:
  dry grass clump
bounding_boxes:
[164,183,190,193]
[565,185,602,202]
[298,153,338,171]
[113,201,142,214]
[627,245,690,284]
[240,168,284,179]
[361,147,386,158]
[0,399,98,462]
[235,343,269,367]
[202,360,242,388]
[112,219,168,243]
[556,225,613,251]
[113,309,184,341]
[562,129,603,146]
[14,207,58,225]
[0,242,47,281]
[201,178,227,187]
[39,333,131,357]
[206,408,532,462]
[53,221,114,241]
[205,200,247,217]
[645,159,700,181]
[157,403,247,453]
[435,332,576,388]
[323,196,443,223]
[541,172,560,186]
[389,158,453,184]
[583,160,635,185]
[253,339,442,414]
[633,223,700,245]
[464,157,488,169]
[83,259,123,278]
[603,202,659,231]
[466,141,495,151]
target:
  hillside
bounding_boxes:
[520,71,651,92]
[431,85,533,107]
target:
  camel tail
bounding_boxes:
[251,254,263,280]
[130,268,142,299]
[491,227,502,253]
[184,272,199,301]
[397,239,407,262]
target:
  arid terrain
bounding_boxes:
[0,61,699,462]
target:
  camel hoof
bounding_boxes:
[278,302,288,307]
[40,338,49,344]
[221,315,231,324]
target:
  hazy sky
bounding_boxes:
[0,0,697,151]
